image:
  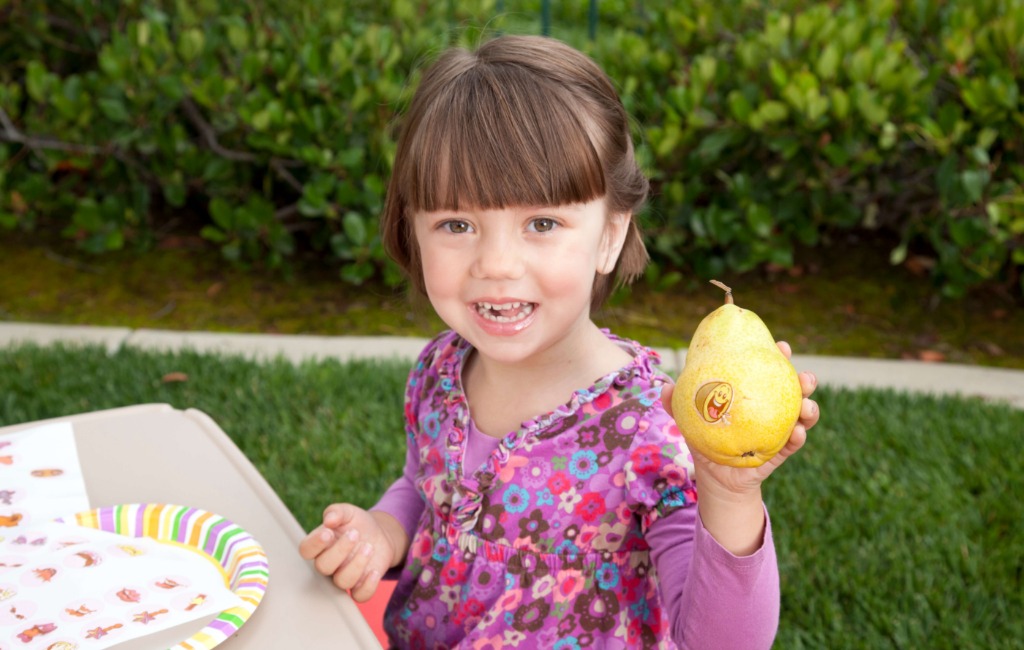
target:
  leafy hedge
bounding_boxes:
[1,0,1022,298]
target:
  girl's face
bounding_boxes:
[413,198,628,367]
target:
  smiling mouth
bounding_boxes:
[474,301,535,323]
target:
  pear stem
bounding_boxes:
[710,279,734,304]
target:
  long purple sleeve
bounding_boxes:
[647,504,779,649]
[372,423,780,649]
[370,438,424,542]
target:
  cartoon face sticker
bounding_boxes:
[694,381,733,424]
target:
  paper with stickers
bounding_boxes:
[0,423,265,649]
[0,520,244,649]
[0,423,90,529]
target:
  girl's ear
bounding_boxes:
[597,212,631,275]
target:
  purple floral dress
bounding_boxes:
[383,330,698,649]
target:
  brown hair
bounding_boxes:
[380,35,649,308]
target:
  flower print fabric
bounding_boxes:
[383,330,698,649]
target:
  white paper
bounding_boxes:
[0,423,91,529]
[0,521,244,649]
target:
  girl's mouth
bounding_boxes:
[474,301,535,323]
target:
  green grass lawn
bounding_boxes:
[2,343,1022,648]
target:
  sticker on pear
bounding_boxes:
[694,381,733,424]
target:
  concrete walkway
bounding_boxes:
[2,321,1023,409]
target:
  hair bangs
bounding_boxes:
[404,67,606,213]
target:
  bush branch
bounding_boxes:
[180,97,304,193]
[0,107,103,155]
[0,107,161,189]
[275,202,300,221]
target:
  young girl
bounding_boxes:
[300,35,819,649]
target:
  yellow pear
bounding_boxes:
[671,280,802,467]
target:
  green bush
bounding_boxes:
[0,0,459,283]
[1,0,1022,298]
[593,0,1024,297]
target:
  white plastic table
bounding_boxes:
[0,403,382,649]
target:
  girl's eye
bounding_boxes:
[441,220,472,234]
[529,218,558,233]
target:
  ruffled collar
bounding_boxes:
[433,329,664,531]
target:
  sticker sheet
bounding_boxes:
[0,521,244,649]
[0,423,90,529]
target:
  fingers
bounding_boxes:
[767,408,813,474]
[349,562,385,603]
[325,529,376,592]
[312,526,362,577]
[661,383,675,418]
[305,526,387,597]
[780,341,819,400]
[331,531,390,603]
[323,503,359,529]
[799,370,817,397]
[297,502,361,564]
[298,525,336,561]
[784,423,807,456]
[794,362,820,429]
[800,397,819,429]
[298,504,392,601]
[776,340,792,359]
[764,424,807,474]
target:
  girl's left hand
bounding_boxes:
[662,340,820,495]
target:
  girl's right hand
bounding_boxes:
[298,503,398,602]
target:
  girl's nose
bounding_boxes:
[470,232,525,280]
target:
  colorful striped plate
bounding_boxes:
[70,503,269,650]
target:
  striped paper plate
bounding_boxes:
[70,503,269,650]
